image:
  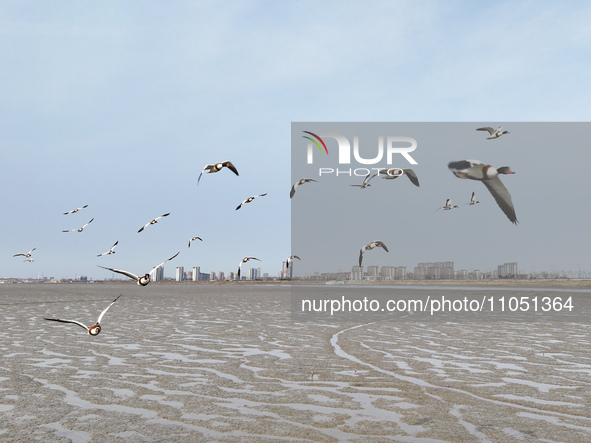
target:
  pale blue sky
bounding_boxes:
[1,1,590,279]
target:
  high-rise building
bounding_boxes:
[192,267,200,281]
[366,265,378,280]
[351,266,363,281]
[175,266,184,282]
[152,266,164,281]
[414,262,454,280]
[498,262,518,277]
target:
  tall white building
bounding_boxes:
[153,267,164,281]
[192,267,200,281]
[175,266,184,282]
[351,266,363,281]
[366,265,378,280]
[498,262,518,277]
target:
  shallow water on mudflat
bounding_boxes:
[0,283,590,442]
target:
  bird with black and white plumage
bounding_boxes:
[63,218,94,233]
[237,256,261,279]
[138,213,170,233]
[63,204,88,215]
[236,193,267,210]
[476,126,510,139]
[98,252,180,286]
[188,236,203,248]
[290,178,317,198]
[359,241,389,267]
[13,248,36,258]
[377,168,420,187]
[198,161,239,183]
[350,172,377,189]
[466,192,480,206]
[437,199,459,211]
[97,241,118,257]
[44,294,122,336]
[448,159,517,224]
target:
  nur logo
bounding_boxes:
[303,131,418,165]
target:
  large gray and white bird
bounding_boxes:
[237,256,261,279]
[44,294,122,336]
[138,213,170,233]
[290,178,317,198]
[63,218,94,233]
[377,168,420,187]
[448,160,517,224]
[98,252,180,286]
[359,241,389,267]
[63,205,88,215]
[236,193,267,210]
[198,161,239,183]
[476,126,510,140]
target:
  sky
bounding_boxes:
[1,1,590,280]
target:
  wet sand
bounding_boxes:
[1,283,590,442]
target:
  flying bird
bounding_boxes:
[188,236,203,248]
[237,256,261,279]
[350,172,377,189]
[377,168,420,187]
[290,178,317,198]
[63,205,88,215]
[286,255,301,269]
[97,241,118,257]
[44,294,122,336]
[63,218,94,233]
[466,192,480,206]
[13,248,36,258]
[236,193,267,210]
[476,126,510,140]
[437,199,459,211]
[448,160,517,224]
[138,213,170,233]
[359,241,389,267]
[198,161,239,183]
[98,252,180,286]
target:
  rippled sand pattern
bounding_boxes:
[1,284,590,442]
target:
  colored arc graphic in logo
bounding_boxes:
[302,131,328,155]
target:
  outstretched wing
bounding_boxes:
[376,241,389,252]
[98,266,139,281]
[97,294,122,324]
[403,169,420,187]
[476,127,495,135]
[44,317,89,330]
[482,178,518,224]
[222,161,239,176]
[150,252,180,276]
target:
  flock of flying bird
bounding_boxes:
[21,129,517,335]
[18,160,304,336]
[291,126,518,267]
